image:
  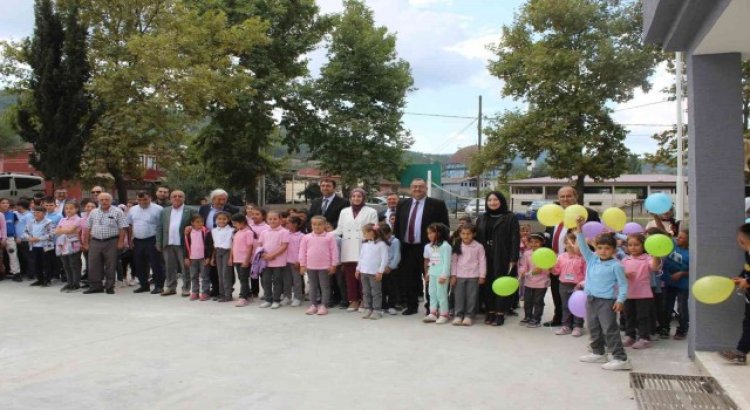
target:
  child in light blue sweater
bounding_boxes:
[575,217,631,371]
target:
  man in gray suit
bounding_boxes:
[156,190,197,296]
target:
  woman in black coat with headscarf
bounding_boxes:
[476,191,520,326]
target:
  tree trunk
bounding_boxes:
[107,164,128,205]
[575,175,586,204]
[244,176,258,205]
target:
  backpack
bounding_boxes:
[250,247,266,279]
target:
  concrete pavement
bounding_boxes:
[0,280,698,409]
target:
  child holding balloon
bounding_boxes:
[575,217,631,371]
[518,232,551,328]
[554,232,586,336]
[719,223,750,364]
[621,234,662,349]
[662,229,690,340]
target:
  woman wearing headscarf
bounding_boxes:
[334,188,379,312]
[476,191,520,326]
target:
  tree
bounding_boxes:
[472,0,660,201]
[192,0,331,202]
[11,0,92,184]
[312,0,414,190]
[0,110,22,152]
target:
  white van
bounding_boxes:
[0,173,45,199]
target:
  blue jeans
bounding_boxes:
[664,286,689,335]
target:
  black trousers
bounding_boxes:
[738,302,750,353]
[549,274,562,324]
[133,237,164,288]
[17,241,30,278]
[625,298,654,340]
[381,269,399,309]
[400,243,425,310]
[524,287,547,322]
[30,247,54,283]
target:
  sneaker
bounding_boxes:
[579,353,609,363]
[67,285,81,292]
[519,317,530,324]
[543,320,561,328]
[358,307,366,313]
[259,301,272,308]
[235,298,249,307]
[555,326,572,335]
[659,328,671,339]
[602,359,633,371]
[190,293,199,301]
[181,291,190,297]
[526,321,541,328]
[281,297,291,306]
[199,293,209,301]
[387,308,398,316]
[571,327,583,337]
[347,301,360,312]
[452,317,463,326]
[30,280,43,287]
[305,305,318,315]
[436,316,449,325]
[423,313,437,323]
[362,310,373,319]
[317,306,328,316]
[673,332,687,340]
[623,336,636,347]
[462,317,473,326]
[632,339,652,349]
[270,302,281,309]
[60,284,70,293]
[291,298,302,307]
[370,311,382,320]
[719,350,747,365]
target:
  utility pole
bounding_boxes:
[476,95,482,215]
[675,52,685,222]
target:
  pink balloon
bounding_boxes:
[622,222,644,235]
[568,290,587,318]
[582,221,604,240]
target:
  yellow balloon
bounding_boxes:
[563,205,588,228]
[537,204,564,227]
[692,275,735,304]
[602,207,627,231]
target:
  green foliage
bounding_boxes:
[311,0,414,190]
[192,0,331,201]
[0,109,23,152]
[475,0,660,199]
[12,0,92,183]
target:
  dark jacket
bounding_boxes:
[545,206,600,248]
[476,212,520,277]
[307,195,349,229]
[393,197,450,246]
[198,204,240,228]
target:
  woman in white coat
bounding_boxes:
[334,188,378,312]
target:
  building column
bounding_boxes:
[688,53,745,355]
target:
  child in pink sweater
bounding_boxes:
[258,211,290,309]
[450,223,486,326]
[299,215,339,316]
[622,233,662,349]
[518,232,551,328]
[284,216,305,307]
[554,232,587,336]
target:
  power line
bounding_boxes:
[433,118,478,154]
[613,100,670,112]
[404,111,477,120]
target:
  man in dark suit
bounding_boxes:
[198,189,239,298]
[393,178,450,315]
[544,185,600,327]
[378,192,400,225]
[307,178,349,307]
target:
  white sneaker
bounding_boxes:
[270,302,281,309]
[358,307,366,313]
[281,297,291,306]
[423,314,437,323]
[370,311,382,320]
[362,310,372,319]
[259,301,272,308]
[387,308,398,315]
[435,316,449,325]
[579,353,608,363]
[602,359,633,371]
[452,317,463,326]
[291,298,301,307]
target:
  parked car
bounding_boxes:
[464,199,486,218]
[526,199,554,220]
[366,196,387,213]
[0,173,45,199]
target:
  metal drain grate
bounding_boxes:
[630,373,739,410]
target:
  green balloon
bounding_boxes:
[645,234,674,257]
[532,247,557,269]
[492,277,519,297]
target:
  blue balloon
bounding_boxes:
[645,193,673,215]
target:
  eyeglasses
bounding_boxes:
[91,190,102,194]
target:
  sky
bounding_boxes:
[0,0,677,156]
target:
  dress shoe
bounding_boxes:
[12,274,23,282]
[83,288,103,294]
[106,288,115,295]
[543,320,562,327]
[133,287,150,293]
[29,280,43,286]
[402,307,418,316]
[150,288,163,295]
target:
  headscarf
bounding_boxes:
[350,188,366,219]
[485,191,509,216]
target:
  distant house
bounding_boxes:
[440,146,497,197]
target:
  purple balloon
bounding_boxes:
[568,290,587,318]
[622,222,644,235]
[582,221,604,240]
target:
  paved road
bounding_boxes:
[0,280,697,409]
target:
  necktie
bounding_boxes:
[552,222,563,253]
[407,200,419,244]
[322,198,329,214]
